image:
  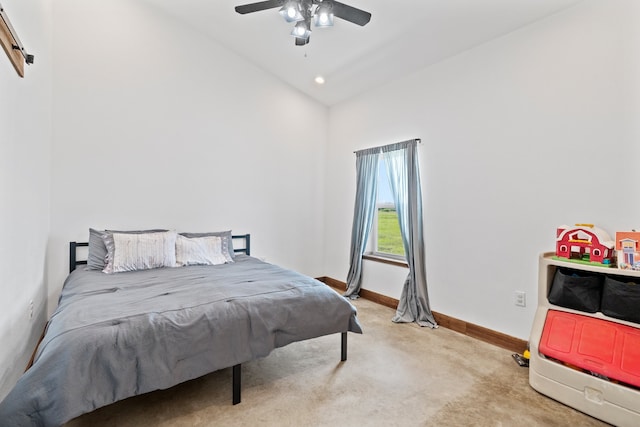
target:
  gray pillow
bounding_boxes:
[87,228,108,270]
[179,230,235,259]
[86,228,168,270]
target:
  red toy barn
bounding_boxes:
[556,224,614,264]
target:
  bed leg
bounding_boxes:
[232,364,241,405]
[341,332,347,361]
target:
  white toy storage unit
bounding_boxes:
[529,253,640,427]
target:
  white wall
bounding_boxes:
[49,0,328,312]
[323,0,640,339]
[0,0,51,400]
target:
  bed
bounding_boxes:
[0,232,362,427]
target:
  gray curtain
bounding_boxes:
[382,140,437,327]
[344,147,380,298]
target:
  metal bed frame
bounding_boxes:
[68,233,347,405]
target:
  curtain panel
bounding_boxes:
[344,147,380,298]
[382,140,436,327]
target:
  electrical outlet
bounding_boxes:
[514,291,526,307]
[29,300,34,319]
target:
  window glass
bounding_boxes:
[375,161,404,257]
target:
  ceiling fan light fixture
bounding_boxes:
[279,1,303,22]
[291,21,311,40]
[314,4,333,28]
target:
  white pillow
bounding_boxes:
[103,231,177,274]
[175,234,233,266]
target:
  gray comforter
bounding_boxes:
[0,255,362,426]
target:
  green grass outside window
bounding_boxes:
[377,208,404,256]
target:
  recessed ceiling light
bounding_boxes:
[314,76,325,85]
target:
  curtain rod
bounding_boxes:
[0,2,34,64]
[353,138,421,154]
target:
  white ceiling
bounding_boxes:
[141,0,583,106]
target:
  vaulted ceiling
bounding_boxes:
[142,0,583,106]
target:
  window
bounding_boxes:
[370,160,404,259]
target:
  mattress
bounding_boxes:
[0,255,362,426]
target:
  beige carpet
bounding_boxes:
[65,298,609,426]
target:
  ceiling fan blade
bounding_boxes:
[332,1,371,26]
[235,0,284,14]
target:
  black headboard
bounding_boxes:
[69,234,251,273]
[69,242,89,273]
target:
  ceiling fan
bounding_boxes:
[235,0,371,46]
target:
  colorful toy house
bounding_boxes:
[555,224,615,266]
[616,231,640,270]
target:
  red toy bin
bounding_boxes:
[539,310,640,388]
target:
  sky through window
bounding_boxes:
[377,160,393,204]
